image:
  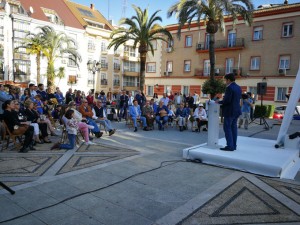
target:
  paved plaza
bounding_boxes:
[0,119,300,225]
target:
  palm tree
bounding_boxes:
[108,5,173,91]
[56,67,65,85]
[15,32,46,84]
[38,26,81,87]
[168,0,254,97]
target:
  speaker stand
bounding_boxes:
[249,94,269,130]
[0,181,15,195]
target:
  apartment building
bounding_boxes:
[0,0,87,92]
[145,2,300,106]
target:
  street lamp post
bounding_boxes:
[87,60,101,92]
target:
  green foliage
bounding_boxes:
[202,79,226,97]
[108,5,172,91]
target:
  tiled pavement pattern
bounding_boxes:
[0,119,299,225]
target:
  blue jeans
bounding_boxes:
[87,118,100,133]
[132,116,147,128]
[60,134,76,150]
[223,116,239,149]
[155,116,168,129]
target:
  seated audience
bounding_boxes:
[93,100,116,136]
[129,100,148,132]
[2,100,34,152]
[176,103,188,132]
[193,103,208,132]
[142,100,155,128]
[155,101,169,131]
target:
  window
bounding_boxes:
[101,57,108,68]
[147,86,154,96]
[184,60,191,72]
[123,76,139,87]
[183,86,189,96]
[101,41,107,52]
[282,23,293,37]
[166,61,173,72]
[203,60,210,76]
[14,60,30,76]
[279,55,290,69]
[101,73,107,80]
[113,75,120,86]
[277,87,287,101]
[87,72,94,85]
[129,47,136,57]
[68,55,76,67]
[88,40,95,51]
[228,30,236,47]
[124,61,138,72]
[249,87,257,96]
[167,38,174,48]
[185,35,192,47]
[165,85,172,95]
[253,27,263,40]
[77,8,95,18]
[114,59,120,70]
[250,57,260,70]
[226,58,234,74]
[146,62,156,72]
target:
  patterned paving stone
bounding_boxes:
[76,143,138,153]
[0,155,61,177]
[259,177,300,204]
[180,177,300,225]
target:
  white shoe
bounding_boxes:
[87,125,94,129]
[85,141,96,145]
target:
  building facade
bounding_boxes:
[145,2,300,106]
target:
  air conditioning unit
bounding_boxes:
[215,68,220,75]
[61,59,66,64]
[197,44,202,50]
[278,68,286,75]
[164,71,169,76]
[166,47,172,53]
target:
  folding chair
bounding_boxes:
[1,121,23,151]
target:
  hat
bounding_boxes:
[198,103,204,107]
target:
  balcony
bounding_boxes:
[194,67,243,77]
[113,80,120,86]
[114,63,120,71]
[101,79,108,85]
[196,38,245,52]
[123,82,138,87]
[101,63,108,70]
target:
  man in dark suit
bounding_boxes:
[217,73,242,151]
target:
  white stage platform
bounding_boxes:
[183,136,300,179]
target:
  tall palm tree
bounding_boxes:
[15,32,46,84]
[38,26,81,87]
[108,5,173,91]
[168,0,254,97]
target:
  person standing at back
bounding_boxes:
[217,73,242,151]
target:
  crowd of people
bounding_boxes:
[0,78,257,153]
[0,83,117,153]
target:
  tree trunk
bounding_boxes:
[36,53,41,85]
[139,45,147,92]
[47,61,55,87]
[209,33,216,100]
[209,33,215,81]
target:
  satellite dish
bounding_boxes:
[29,6,34,14]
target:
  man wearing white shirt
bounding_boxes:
[160,93,169,106]
[93,100,116,136]
[128,92,134,107]
[193,103,208,132]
